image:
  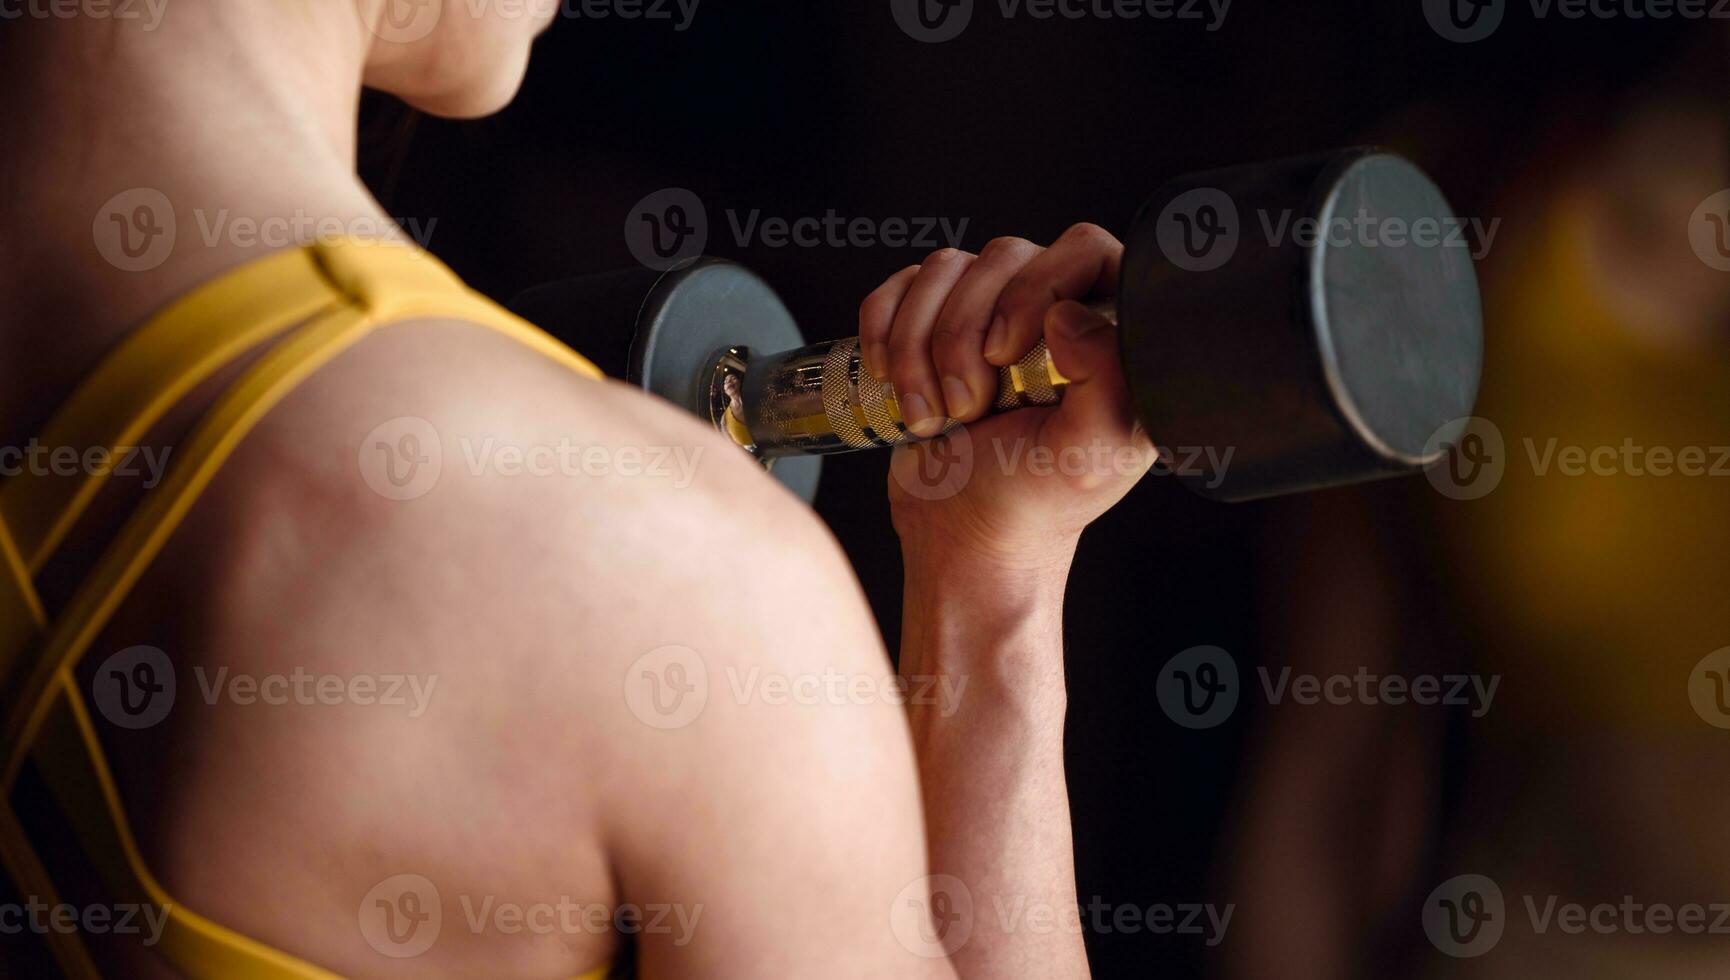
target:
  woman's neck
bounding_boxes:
[0,4,392,439]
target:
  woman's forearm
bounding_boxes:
[899,538,1090,979]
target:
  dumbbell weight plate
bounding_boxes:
[1118,148,1484,501]
[510,259,824,504]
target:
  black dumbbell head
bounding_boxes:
[1118,148,1484,502]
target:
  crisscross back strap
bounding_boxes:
[0,238,605,979]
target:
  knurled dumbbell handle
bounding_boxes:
[721,301,1116,456]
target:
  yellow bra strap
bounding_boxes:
[3,239,602,979]
[0,247,333,703]
[0,247,333,579]
[0,520,45,695]
[0,519,103,978]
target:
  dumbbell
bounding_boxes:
[511,148,1484,504]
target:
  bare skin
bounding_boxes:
[0,3,1147,976]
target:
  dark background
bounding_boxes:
[362,5,1702,975]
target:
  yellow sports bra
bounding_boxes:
[0,239,615,979]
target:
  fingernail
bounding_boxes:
[984,314,1009,363]
[865,343,889,379]
[900,392,942,437]
[941,376,974,419]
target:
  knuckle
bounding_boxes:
[887,331,929,356]
[980,236,1032,261]
[1060,222,1118,249]
[921,247,971,271]
[931,313,975,343]
[858,267,918,333]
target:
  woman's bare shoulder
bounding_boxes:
[114,315,936,976]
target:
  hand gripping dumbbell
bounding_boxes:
[511,148,1484,504]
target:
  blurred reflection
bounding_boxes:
[1225,36,1730,980]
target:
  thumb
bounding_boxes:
[1040,300,1153,468]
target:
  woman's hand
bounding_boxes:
[860,224,1156,568]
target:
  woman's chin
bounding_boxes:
[372,44,532,120]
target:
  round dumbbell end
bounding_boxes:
[1309,153,1483,466]
[511,258,822,504]
[1119,148,1484,502]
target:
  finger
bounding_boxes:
[931,237,1044,421]
[1040,300,1154,485]
[986,222,1122,367]
[858,264,920,380]
[888,248,975,437]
